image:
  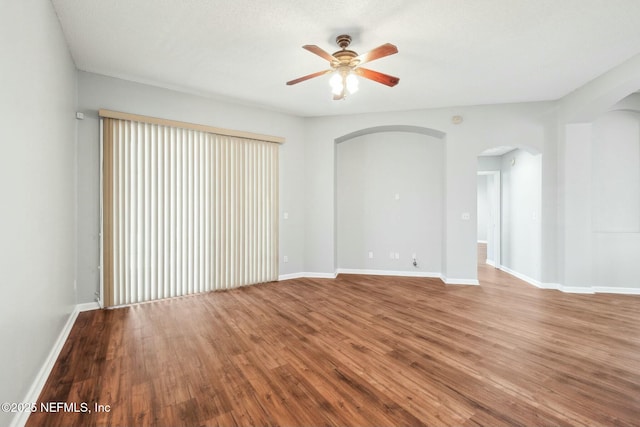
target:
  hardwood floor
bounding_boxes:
[28,247,640,426]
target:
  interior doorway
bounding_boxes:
[477,170,501,268]
[477,147,543,284]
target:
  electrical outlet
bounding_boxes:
[368,251,374,259]
[395,252,400,260]
[283,255,289,263]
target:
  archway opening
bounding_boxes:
[334,126,445,278]
[477,146,542,286]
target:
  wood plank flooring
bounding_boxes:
[27,247,640,426]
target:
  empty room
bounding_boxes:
[3,1,640,426]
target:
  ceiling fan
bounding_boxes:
[286,35,399,100]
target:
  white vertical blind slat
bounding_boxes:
[105,120,278,306]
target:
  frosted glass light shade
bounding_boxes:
[329,72,343,95]
[346,73,359,93]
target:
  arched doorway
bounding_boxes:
[477,146,543,286]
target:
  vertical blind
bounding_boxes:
[102,116,279,307]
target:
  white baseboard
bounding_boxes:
[10,301,96,427]
[76,301,101,312]
[278,272,305,281]
[336,268,441,278]
[560,286,595,294]
[591,286,640,295]
[442,277,480,286]
[497,266,640,295]
[303,272,338,279]
[281,270,640,295]
[498,265,542,288]
[279,270,480,286]
[499,266,597,293]
[278,272,337,280]
[537,282,561,290]
[477,240,488,244]
[485,259,496,267]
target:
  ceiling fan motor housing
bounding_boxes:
[332,35,358,67]
[336,34,352,49]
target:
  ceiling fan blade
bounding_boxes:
[303,45,337,63]
[353,43,398,66]
[286,69,333,86]
[354,67,400,87]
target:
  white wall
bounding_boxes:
[337,132,443,274]
[76,72,307,302]
[592,110,640,232]
[561,96,640,290]
[562,123,594,288]
[556,53,640,291]
[500,149,542,281]
[0,1,77,425]
[304,102,553,282]
[592,107,640,288]
[478,156,502,172]
[477,175,489,242]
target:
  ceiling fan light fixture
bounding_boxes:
[287,35,399,100]
[330,67,359,97]
[329,72,344,95]
[346,73,359,94]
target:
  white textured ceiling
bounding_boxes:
[51,0,640,117]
